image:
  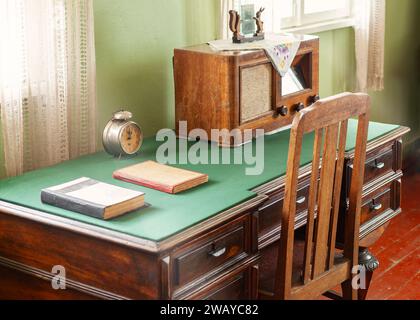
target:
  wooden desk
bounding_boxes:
[0,122,409,299]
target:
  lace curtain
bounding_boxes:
[0,0,97,177]
[220,0,235,39]
[353,0,386,92]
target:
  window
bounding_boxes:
[234,0,353,33]
[301,0,351,26]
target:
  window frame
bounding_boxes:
[274,0,354,32]
[300,0,352,26]
[232,0,354,35]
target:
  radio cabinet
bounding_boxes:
[174,35,319,146]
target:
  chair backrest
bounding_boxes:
[274,92,370,300]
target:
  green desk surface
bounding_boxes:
[0,120,399,242]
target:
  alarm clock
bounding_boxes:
[102,110,143,157]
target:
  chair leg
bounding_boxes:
[358,248,379,300]
[341,280,358,300]
[358,270,373,300]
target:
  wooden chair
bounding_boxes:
[274,92,370,300]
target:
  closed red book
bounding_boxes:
[113,161,208,194]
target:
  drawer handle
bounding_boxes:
[370,202,382,211]
[373,161,385,169]
[350,161,385,170]
[208,247,226,258]
[296,196,306,205]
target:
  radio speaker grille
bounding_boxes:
[240,63,272,123]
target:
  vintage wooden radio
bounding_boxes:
[173,35,319,146]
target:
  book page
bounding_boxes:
[66,182,143,207]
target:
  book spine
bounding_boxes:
[113,173,174,194]
[41,190,106,219]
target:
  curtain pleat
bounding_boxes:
[220,0,235,40]
[0,0,97,177]
[354,0,386,92]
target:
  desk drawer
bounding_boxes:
[173,217,249,289]
[348,144,396,188]
[258,184,310,236]
[201,272,246,300]
[185,262,258,300]
[361,183,393,226]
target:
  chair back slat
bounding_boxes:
[328,120,348,269]
[312,123,339,277]
[303,128,323,284]
[274,92,370,300]
[275,125,304,297]
[344,114,370,265]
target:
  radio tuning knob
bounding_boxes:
[275,105,288,117]
[312,95,320,103]
[295,103,305,112]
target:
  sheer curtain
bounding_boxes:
[220,0,235,39]
[353,0,386,92]
[0,0,97,177]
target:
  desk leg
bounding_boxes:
[358,248,379,300]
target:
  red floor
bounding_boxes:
[365,170,420,300]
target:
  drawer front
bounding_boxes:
[173,217,249,289]
[203,273,246,300]
[258,184,310,236]
[363,148,394,184]
[348,144,396,189]
[185,262,258,300]
[360,183,393,226]
[337,179,400,244]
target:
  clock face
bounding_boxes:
[120,123,142,155]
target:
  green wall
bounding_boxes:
[0,0,419,177]
[316,27,356,98]
[94,0,420,145]
[369,0,420,150]
[93,0,357,140]
[94,0,219,141]
[315,0,420,150]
